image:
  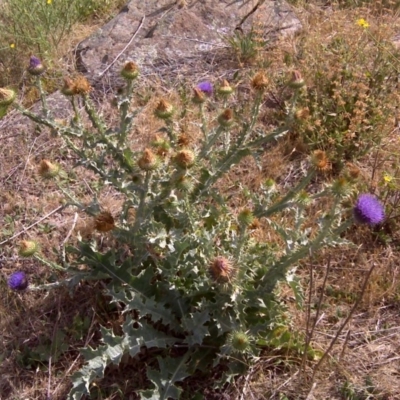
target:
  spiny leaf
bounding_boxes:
[146,355,190,400]
[182,309,210,346]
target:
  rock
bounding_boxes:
[75,0,301,87]
[1,0,301,127]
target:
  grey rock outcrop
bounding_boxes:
[75,0,301,87]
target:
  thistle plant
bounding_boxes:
[5,60,359,399]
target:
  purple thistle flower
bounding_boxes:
[8,271,28,291]
[197,81,213,96]
[28,56,45,75]
[353,193,385,226]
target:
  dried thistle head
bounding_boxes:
[138,148,160,171]
[61,77,75,96]
[174,149,196,169]
[288,70,305,89]
[192,87,206,104]
[0,88,16,106]
[295,107,310,120]
[218,109,235,128]
[19,240,39,257]
[38,159,60,179]
[208,256,236,284]
[251,72,268,92]
[154,99,174,120]
[121,61,139,80]
[217,79,234,97]
[94,211,115,232]
[72,76,92,95]
[151,135,170,157]
[311,150,331,172]
[177,133,191,147]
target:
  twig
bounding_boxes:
[305,382,317,400]
[0,205,64,245]
[302,256,331,371]
[98,15,145,77]
[16,136,37,193]
[310,263,376,381]
[59,212,78,267]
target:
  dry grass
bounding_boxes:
[2,1,400,399]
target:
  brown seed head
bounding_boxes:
[218,109,234,128]
[218,79,233,96]
[38,159,60,179]
[192,87,206,104]
[0,88,16,106]
[295,107,310,120]
[121,61,139,80]
[311,150,331,172]
[154,99,174,119]
[177,133,191,147]
[19,240,39,257]
[289,70,305,89]
[94,211,115,232]
[251,72,268,91]
[138,148,160,171]
[61,77,75,96]
[174,149,195,169]
[72,76,92,95]
[209,256,235,284]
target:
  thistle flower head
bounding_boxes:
[94,211,115,232]
[121,61,139,80]
[151,135,170,157]
[0,88,16,106]
[229,331,251,352]
[197,81,213,96]
[192,87,206,104]
[345,162,361,181]
[8,271,28,291]
[218,109,235,128]
[138,148,160,171]
[354,193,385,225]
[296,190,312,206]
[311,150,331,172]
[251,72,268,92]
[28,56,45,76]
[175,175,194,193]
[295,107,310,120]
[72,76,92,95]
[217,79,234,97]
[38,159,60,179]
[208,256,236,284]
[288,70,305,89]
[238,208,255,227]
[331,177,352,198]
[154,99,174,120]
[19,240,39,257]
[177,133,191,147]
[61,77,75,96]
[174,149,195,169]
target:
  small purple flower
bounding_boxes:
[28,56,45,75]
[197,81,213,96]
[353,193,385,225]
[8,271,28,291]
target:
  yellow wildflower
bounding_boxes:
[47,0,52,3]
[356,18,369,28]
[9,43,15,49]
[383,173,393,183]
